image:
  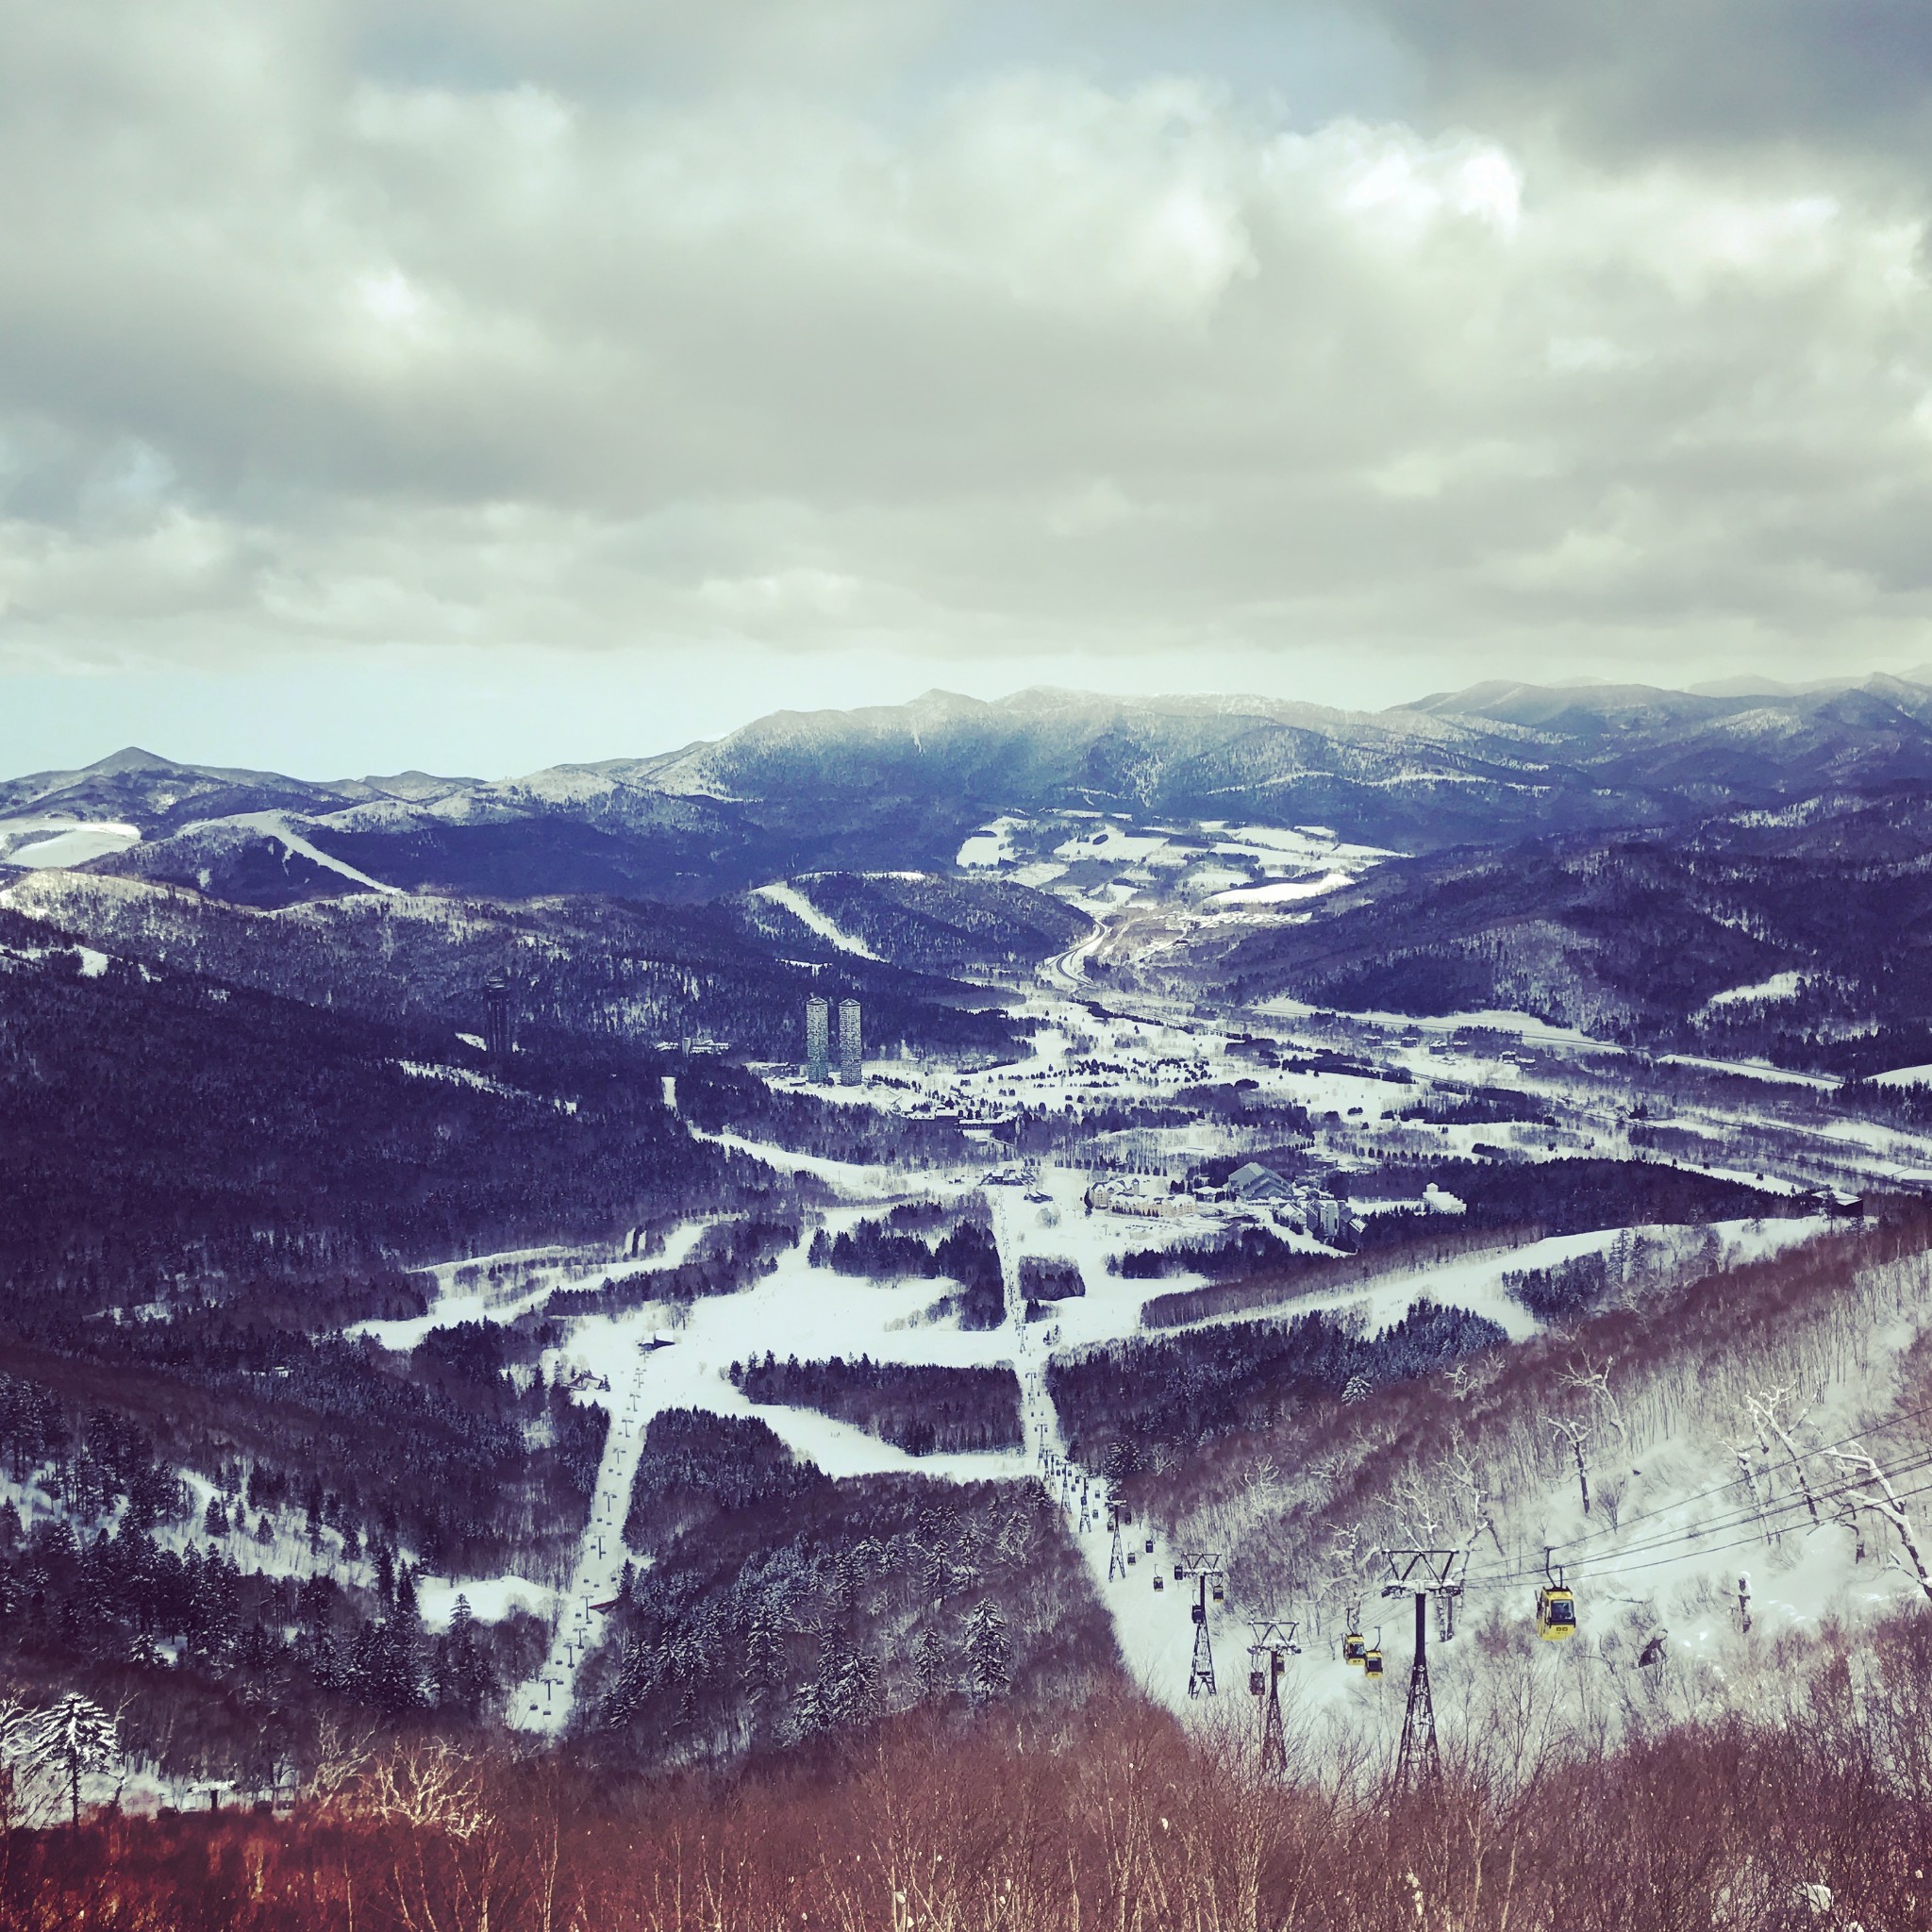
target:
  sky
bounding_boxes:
[6,0,1932,779]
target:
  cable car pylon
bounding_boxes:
[1382,1548,1467,1797]
[1108,1502,1128,1582]
[1179,1550,1225,1696]
[1246,1617,1299,1773]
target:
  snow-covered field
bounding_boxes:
[0,818,142,867]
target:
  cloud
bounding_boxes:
[1357,0,1932,161]
[2,0,1932,757]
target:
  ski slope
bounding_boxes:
[215,812,399,893]
[754,881,880,958]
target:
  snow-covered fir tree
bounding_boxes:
[965,1598,1011,1703]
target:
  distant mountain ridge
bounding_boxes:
[9,674,1932,907]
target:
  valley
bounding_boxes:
[5,678,1932,1848]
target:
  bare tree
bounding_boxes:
[1747,1384,1822,1524]
[1447,1442,1507,1561]
[1730,1437,1774,1546]
[1828,1441,1932,1602]
[1543,1412,1594,1517]
[1562,1354,1629,1449]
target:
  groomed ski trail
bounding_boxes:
[507,1361,652,1735]
[987,1186,1234,1715]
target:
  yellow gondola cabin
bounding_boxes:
[1536,1583,1577,1641]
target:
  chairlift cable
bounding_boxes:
[1461,1451,1932,1592]
[1542,1393,1932,1558]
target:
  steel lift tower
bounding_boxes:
[1246,1618,1300,1773]
[1108,1502,1129,1582]
[1383,1549,1467,1795]
[1180,1551,1225,1697]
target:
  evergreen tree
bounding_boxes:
[434,1594,494,1717]
[743,1598,786,1724]
[964,1598,1011,1704]
[832,1645,879,1725]
[33,1693,120,1824]
[914,1625,951,1702]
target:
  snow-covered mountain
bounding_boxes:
[13,674,1932,907]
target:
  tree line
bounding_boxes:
[1048,1299,1507,1474]
[731,1356,1024,1457]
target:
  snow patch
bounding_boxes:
[1699,971,1804,1015]
[957,817,1028,867]
[1210,871,1355,907]
[418,1574,558,1631]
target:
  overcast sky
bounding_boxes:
[6,0,1932,778]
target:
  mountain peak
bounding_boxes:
[87,745,182,774]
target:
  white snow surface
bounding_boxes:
[418,1574,558,1632]
[754,880,880,958]
[957,817,1027,867]
[1210,871,1355,907]
[1699,971,1805,1013]
[0,820,142,868]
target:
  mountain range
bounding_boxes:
[11,674,1932,908]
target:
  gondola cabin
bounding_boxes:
[1362,1647,1385,1679]
[1211,1580,1225,1604]
[1191,1600,1206,1625]
[1153,1574,1165,1591]
[1249,1669,1264,1696]
[1144,1536,1155,1553]
[1342,1631,1367,1668]
[1536,1584,1578,1641]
